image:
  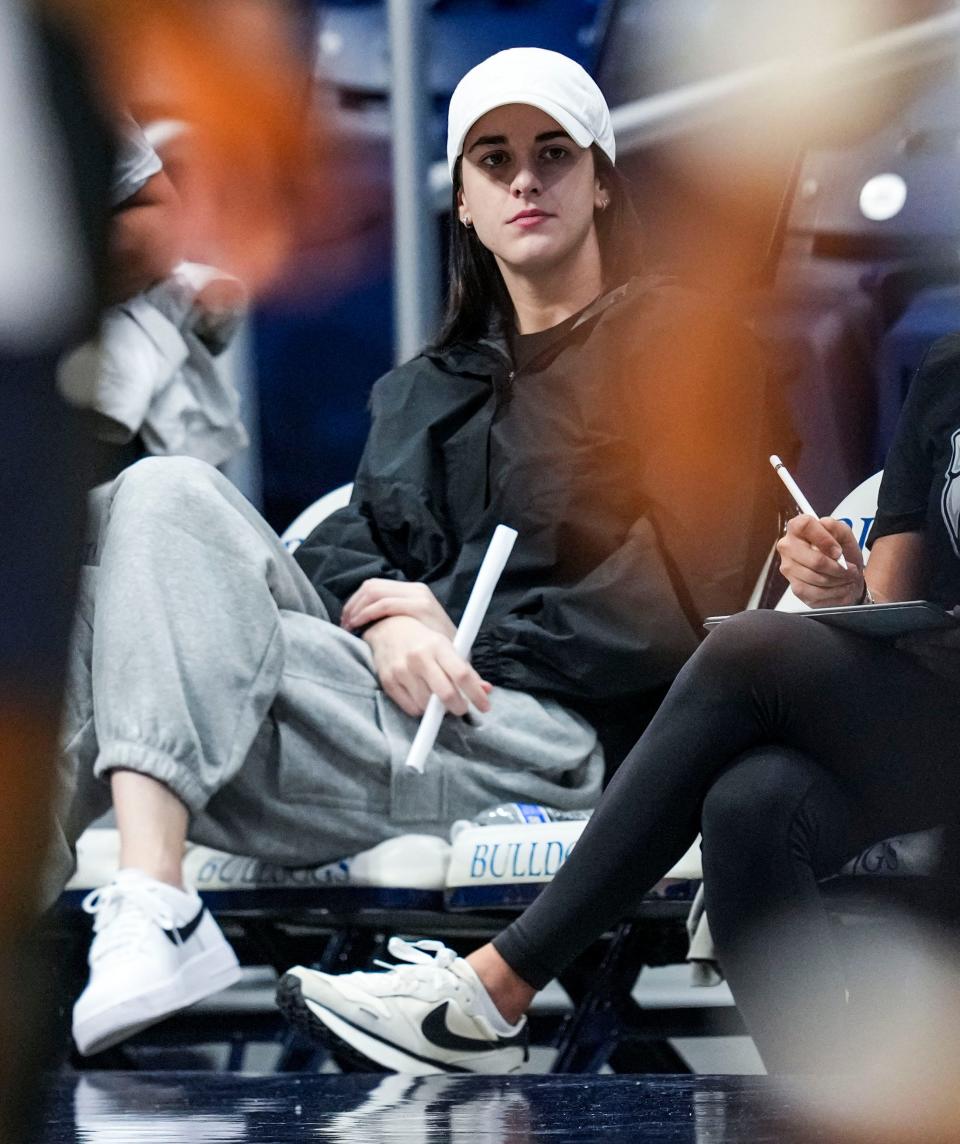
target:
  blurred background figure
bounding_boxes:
[52,0,318,488]
[0,1,313,1139]
[55,114,253,483]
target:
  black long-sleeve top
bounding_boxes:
[295,276,780,722]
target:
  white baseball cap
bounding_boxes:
[447,47,615,179]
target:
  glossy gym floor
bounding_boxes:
[39,1072,832,1143]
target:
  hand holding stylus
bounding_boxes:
[777,516,865,607]
[770,457,865,607]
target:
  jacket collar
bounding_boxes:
[422,275,670,379]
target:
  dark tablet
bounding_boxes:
[703,601,958,637]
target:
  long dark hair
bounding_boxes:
[433,146,642,351]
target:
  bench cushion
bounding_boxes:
[63,829,451,911]
[444,820,701,910]
[63,818,946,916]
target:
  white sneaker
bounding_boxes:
[276,937,528,1075]
[72,868,241,1056]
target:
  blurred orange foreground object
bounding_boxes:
[55,0,318,292]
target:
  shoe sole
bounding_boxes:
[276,973,522,1076]
[276,974,393,1073]
[74,944,242,1057]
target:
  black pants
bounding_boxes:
[493,609,960,1071]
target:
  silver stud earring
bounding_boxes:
[462,214,473,229]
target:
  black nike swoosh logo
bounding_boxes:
[421,1002,527,1054]
[162,904,206,946]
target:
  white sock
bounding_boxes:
[454,958,525,1035]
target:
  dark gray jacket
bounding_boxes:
[295,276,779,726]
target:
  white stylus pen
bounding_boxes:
[769,455,848,570]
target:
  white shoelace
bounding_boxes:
[375,937,458,970]
[81,881,178,962]
[370,937,467,999]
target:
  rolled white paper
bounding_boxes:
[404,524,518,773]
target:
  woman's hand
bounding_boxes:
[362,615,492,718]
[776,514,865,607]
[341,579,456,640]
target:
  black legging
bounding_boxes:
[493,609,960,1071]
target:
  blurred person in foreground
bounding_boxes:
[1,2,268,1136]
[57,47,779,1057]
[279,306,960,1075]
[0,5,112,1140]
[0,0,309,1106]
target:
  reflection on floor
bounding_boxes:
[41,1072,828,1143]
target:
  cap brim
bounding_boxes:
[450,91,595,176]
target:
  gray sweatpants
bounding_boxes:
[48,457,603,893]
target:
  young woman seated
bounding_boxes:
[54,48,777,1057]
